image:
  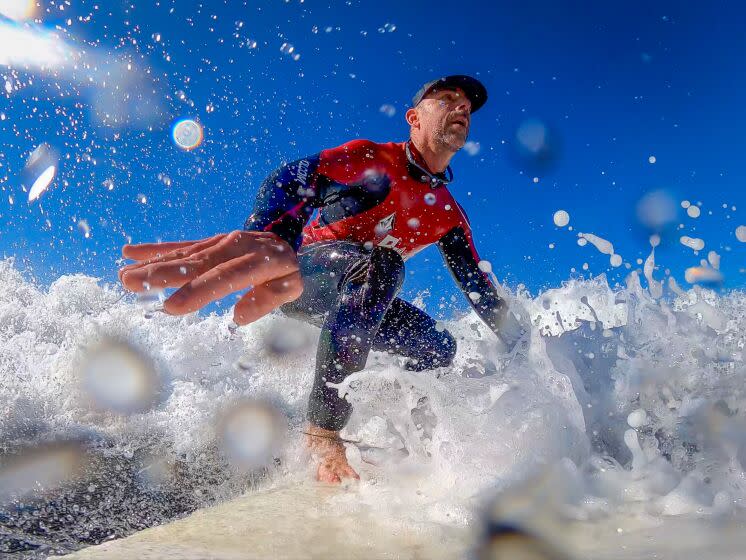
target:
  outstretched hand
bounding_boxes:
[119,230,303,325]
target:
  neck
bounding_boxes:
[409,136,454,174]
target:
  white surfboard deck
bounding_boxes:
[61,482,746,560]
[61,482,471,560]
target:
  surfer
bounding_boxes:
[119,75,526,484]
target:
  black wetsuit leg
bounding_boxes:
[281,241,457,431]
[372,298,457,372]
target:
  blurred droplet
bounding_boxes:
[0,0,37,21]
[477,523,570,560]
[264,322,311,356]
[80,338,165,414]
[424,192,436,205]
[0,441,88,504]
[479,463,579,560]
[684,266,723,286]
[510,118,561,175]
[23,143,59,202]
[217,400,286,470]
[77,219,91,238]
[735,225,746,242]
[464,141,481,156]
[172,118,204,150]
[636,190,677,231]
[136,453,175,489]
[234,355,252,372]
[379,104,396,117]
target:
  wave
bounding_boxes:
[1,256,745,555]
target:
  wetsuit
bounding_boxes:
[245,139,522,431]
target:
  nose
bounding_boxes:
[454,94,472,117]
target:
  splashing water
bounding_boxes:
[1,257,746,555]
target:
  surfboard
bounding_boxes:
[60,481,472,560]
[60,480,746,560]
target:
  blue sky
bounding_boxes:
[1,0,745,316]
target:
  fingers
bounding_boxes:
[120,231,293,292]
[123,238,212,261]
[119,234,226,285]
[163,250,300,315]
[119,230,301,320]
[120,234,229,289]
[233,271,303,325]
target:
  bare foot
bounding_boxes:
[305,424,360,484]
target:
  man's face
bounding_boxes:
[414,87,472,151]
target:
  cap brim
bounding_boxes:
[415,75,488,113]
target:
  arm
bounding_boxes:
[437,226,525,349]
[244,139,383,251]
[243,155,322,251]
[119,140,379,329]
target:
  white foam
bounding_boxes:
[2,257,746,539]
[643,248,663,298]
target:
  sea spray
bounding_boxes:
[1,257,746,555]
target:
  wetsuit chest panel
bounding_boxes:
[302,142,466,259]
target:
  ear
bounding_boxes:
[405,107,419,127]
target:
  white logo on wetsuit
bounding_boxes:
[296,159,310,184]
[375,212,396,235]
[378,234,402,251]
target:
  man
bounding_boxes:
[119,75,525,484]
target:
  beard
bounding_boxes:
[434,121,468,152]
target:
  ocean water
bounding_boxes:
[1,255,745,557]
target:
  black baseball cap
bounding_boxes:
[412,75,488,113]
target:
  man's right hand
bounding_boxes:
[119,230,303,325]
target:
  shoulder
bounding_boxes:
[319,139,380,162]
[318,139,399,181]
